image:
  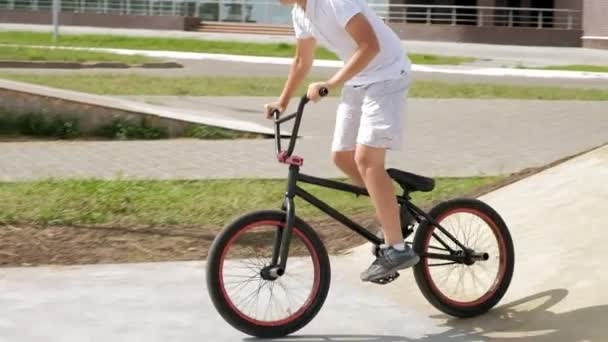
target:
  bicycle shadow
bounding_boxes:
[245,289,608,341]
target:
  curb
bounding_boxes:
[0,60,183,69]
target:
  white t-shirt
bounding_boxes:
[292,0,410,86]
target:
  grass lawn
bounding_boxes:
[2,73,608,100]
[0,176,502,227]
[0,31,475,65]
[0,45,155,63]
[0,176,507,266]
[542,64,608,73]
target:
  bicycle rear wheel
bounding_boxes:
[206,210,331,338]
[413,198,514,317]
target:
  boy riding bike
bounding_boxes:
[265,0,418,282]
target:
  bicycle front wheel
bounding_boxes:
[206,210,331,338]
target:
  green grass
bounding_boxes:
[0,31,475,65]
[411,54,475,65]
[0,110,261,140]
[542,64,608,73]
[0,176,503,227]
[94,118,168,139]
[0,46,154,63]
[184,124,264,139]
[3,73,608,100]
[0,112,82,138]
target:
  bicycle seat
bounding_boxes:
[387,168,435,193]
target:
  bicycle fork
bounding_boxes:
[269,165,300,277]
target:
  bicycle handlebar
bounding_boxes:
[273,87,328,159]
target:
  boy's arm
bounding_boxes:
[265,37,316,118]
[307,13,380,101]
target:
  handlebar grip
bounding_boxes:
[272,109,281,120]
[319,87,329,97]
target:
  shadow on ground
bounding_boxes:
[246,289,606,341]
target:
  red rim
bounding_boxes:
[422,208,507,308]
[218,220,322,326]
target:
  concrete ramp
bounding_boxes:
[1,145,607,341]
[341,143,608,340]
[0,79,276,136]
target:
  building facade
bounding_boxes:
[383,0,607,48]
[0,0,606,48]
[582,0,608,48]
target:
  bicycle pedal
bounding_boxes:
[370,272,400,285]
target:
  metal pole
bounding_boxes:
[126,0,130,14]
[52,0,60,43]
[537,10,543,28]
[241,0,244,22]
[219,0,223,21]
[567,12,573,30]
[508,9,513,27]
[478,10,483,27]
[264,0,269,23]
[8,0,14,10]
[451,7,456,25]
[172,0,176,15]
[426,7,431,25]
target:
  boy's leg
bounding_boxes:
[356,144,418,282]
[356,74,418,282]
[333,151,365,188]
[354,145,401,245]
[332,85,365,187]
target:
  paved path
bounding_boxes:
[3,23,608,67]
[1,97,606,180]
[2,145,607,341]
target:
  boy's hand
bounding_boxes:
[264,101,287,119]
[307,82,330,103]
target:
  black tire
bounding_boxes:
[206,210,331,338]
[412,198,514,318]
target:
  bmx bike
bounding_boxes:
[206,89,515,338]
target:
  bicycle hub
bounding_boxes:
[260,266,284,281]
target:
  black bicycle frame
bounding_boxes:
[270,93,470,272]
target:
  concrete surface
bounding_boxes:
[1,96,606,180]
[3,23,608,68]
[0,79,276,136]
[1,144,607,341]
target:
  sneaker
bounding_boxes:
[361,245,420,282]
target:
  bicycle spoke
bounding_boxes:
[226,274,263,295]
[428,244,451,252]
[428,262,459,267]
[435,263,459,287]
[223,273,260,278]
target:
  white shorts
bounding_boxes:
[331,72,410,152]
